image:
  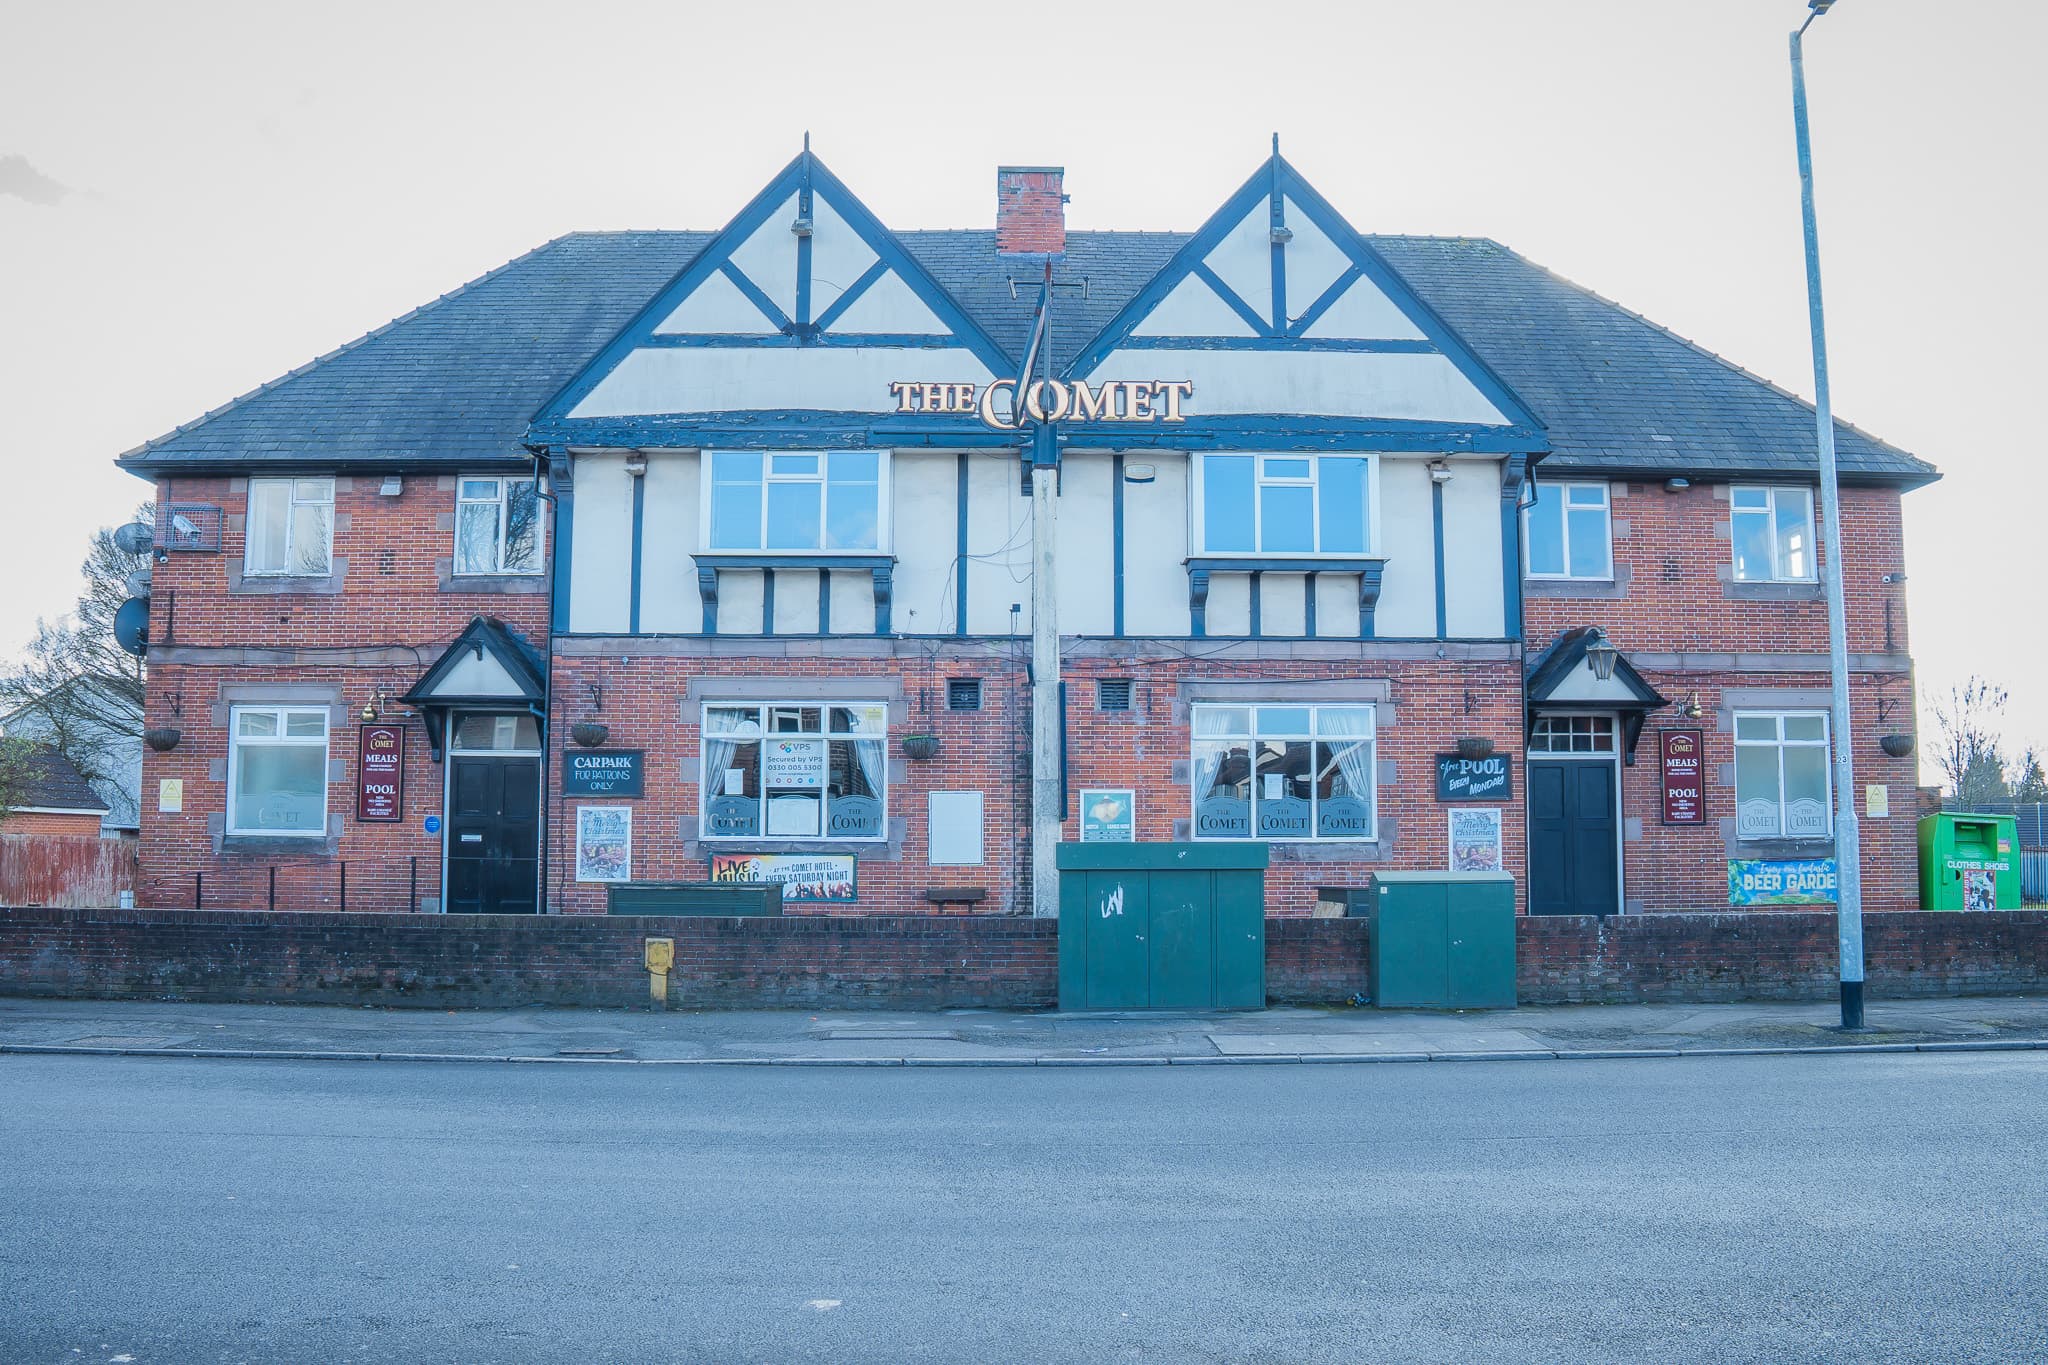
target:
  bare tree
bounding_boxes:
[1931,676,2012,809]
[0,505,151,804]
[2012,747,2048,805]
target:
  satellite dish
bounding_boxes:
[124,568,153,598]
[112,522,155,556]
[113,597,150,656]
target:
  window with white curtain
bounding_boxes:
[454,476,543,575]
[698,702,888,840]
[1190,703,1376,840]
[244,478,333,576]
[1735,710,1833,840]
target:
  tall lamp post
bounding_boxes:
[1790,0,1865,1029]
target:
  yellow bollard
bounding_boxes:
[644,937,674,1007]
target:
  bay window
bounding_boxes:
[699,702,888,840]
[705,450,887,552]
[454,476,542,575]
[1731,485,1817,583]
[227,705,330,836]
[1524,482,1613,580]
[1191,703,1376,840]
[244,477,333,576]
[1195,454,1373,556]
[1735,710,1832,840]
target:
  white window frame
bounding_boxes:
[1730,485,1818,584]
[1190,453,1380,558]
[1734,709,1834,840]
[1528,714,1618,754]
[699,449,892,555]
[1189,702,1378,842]
[697,700,890,843]
[453,475,544,577]
[225,704,330,837]
[243,477,334,577]
[1522,481,1614,580]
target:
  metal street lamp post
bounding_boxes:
[1789,0,1866,1029]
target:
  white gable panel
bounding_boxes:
[1303,274,1428,341]
[724,193,801,320]
[1545,662,1643,703]
[1279,198,1351,321]
[570,345,994,418]
[827,269,948,335]
[652,268,778,335]
[807,196,880,313]
[433,649,527,699]
[1129,275,1258,338]
[1202,202,1273,326]
[1087,348,1508,424]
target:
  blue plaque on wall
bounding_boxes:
[564,749,644,798]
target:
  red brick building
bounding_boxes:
[115,148,1933,918]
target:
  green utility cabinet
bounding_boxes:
[1057,843,1268,1011]
[1917,812,2020,911]
[1367,872,1517,1009]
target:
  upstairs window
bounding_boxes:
[245,478,333,576]
[699,702,889,841]
[1191,703,1376,841]
[1735,710,1832,840]
[227,705,329,836]
[1524,482,1613,580]
[455,476,542,576]
[705,450,887,553]
[1196,454,1373,556]
[1731,486,1817,583]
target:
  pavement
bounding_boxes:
[4,990,2048,1066]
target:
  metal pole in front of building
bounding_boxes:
[1029,421,1062,918]
[1791,0,1865,1029]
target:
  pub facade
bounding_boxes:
[117,145,1934,918]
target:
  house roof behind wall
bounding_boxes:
[116,227,1934,485]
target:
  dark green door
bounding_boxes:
[1082,872,1150,1009]
[1528,760,1618,916]
[1147,871,1213,1009]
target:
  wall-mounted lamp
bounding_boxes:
[1584,628,1619,682]
[1269,224,1294,245]
[1682,691,1705,719]
[624,453,648,478]
[790,215,814,237]
[1664,478,1690,493]
[1124,463,1157,484]
[360,690,387,722]
[1428,460,1453,485]
[379,475,403,497]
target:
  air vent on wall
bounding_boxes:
[947,678,983,712]
[1097,678,1133,712]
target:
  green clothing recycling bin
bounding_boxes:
[1917,812,2020,911]
[1057,842,1268,1011]
[1366,871,1517,1009]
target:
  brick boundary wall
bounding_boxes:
[1,908,2043,1011]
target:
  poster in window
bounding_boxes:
[762,738,826,788]
[575,806,632,883]
[1448,807,1504,872]
[1659,729,1705,825]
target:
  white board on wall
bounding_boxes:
[927,791,985,866]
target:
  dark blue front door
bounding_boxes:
[1528,760,1618,917]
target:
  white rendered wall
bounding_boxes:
[1442,457,1506,637]
[1120,453,1191,636]
[637,450,700,632]
[570,346,992,419]
[965,451,1033,634]
[1371,456,1437,637]
[1053,454,1115,637]
[569,452,632,632]
[891,450,960,635]
[1085,348,1507,425]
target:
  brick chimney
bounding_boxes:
[995,166,1066,257]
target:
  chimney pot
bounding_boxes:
[996,165,1066,257]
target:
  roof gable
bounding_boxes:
[1061,150,1544,448]
[532,146,1013,443]
[401,617,546,708]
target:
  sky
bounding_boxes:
[3,0,2042,780]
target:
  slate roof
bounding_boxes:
[116,226,1934,486]
[9,744,111,815]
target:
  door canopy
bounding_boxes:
[1525,626,1668,762]
[401,616,548,758]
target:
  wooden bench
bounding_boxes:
[924,887,988,913]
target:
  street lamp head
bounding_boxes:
[1810,0,1836,12]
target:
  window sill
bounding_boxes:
[229,570,345,597]
[440,571,546,595]
[1525,569,1631,601]
[221,832,337,856]
[1724,579,1823,603]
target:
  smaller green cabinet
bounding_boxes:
[1367,872,1517,1009]
[1917,812,2020,911]
[1058,843,1268,1010]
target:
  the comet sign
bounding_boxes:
[888,379,1194,431]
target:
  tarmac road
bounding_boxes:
[4,1050,2045,1363]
